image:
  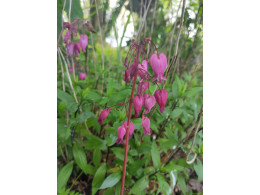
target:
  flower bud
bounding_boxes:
[123,69,130,83]
[98,108,111,125]
[116,126,126,144]
[80,34,88,52]
[122,121,135,137]
[150,53,167,83]
[74,42,81,57]
[142,115,151,135]
[137,80,149,96]
[66,42,74,57]
[154,89,168,113]
[138,60,148,79]
[143,94,156,114]
[133,96,144,117]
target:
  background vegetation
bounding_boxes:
[57,0,203,194]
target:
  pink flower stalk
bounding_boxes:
[79,72,87,80]
[79,34,88,52]
[150,53,167,83]
[66,42,74,57]
[123,69,130,83]
[63,30,71,44]
[122,121,135,137]
[138,60,148,79]
[137,80,149,96]
[154,89,168,113]
[116,125,126,144]
[74,42,81,57]
[143,94,156,114]
[142,115,151,135]
[98,108,111,125]
[133,96,144,117]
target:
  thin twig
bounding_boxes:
[69,0,72,23]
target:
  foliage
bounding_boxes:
[57,0,203,194]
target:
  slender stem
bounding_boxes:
[120,46,140,195]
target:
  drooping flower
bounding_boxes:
[154,89,168,113]
[133,96,144,117]
[63,30,71,44]
[122,121,135,137]
[138,60,148,79]
[79,72,87,80]
[66,42,74,57]
[150,53,167,83]
[79,34,88,52]
[74,42,81,57]
[142,115,151,135]
[98,108,111,125]
[129,59,138,80]
[123,69,130,83]
[137,80,149,96]
[116,125,126,144]
[70,23,78,37]
[143,94,156,114]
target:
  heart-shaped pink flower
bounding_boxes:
[154,89,168,113]
[142,115,151,135]
[150,53,167,83]
[116,125,126,144]
[79,34,88,52]
[133,96,144,117]
[122,121,135,137]
[143,94,156,114]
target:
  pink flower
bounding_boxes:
[123,69,130,83]
[74,42,81,57]
[142,115,151,135]
[63,30,71,44]
[116,125,126,144]
[138,60,148,79]
[129,59,138,80]
[79,72,87,80]
[69,67,73,73]
[98,108,111,125]
[66,42,74,57]
[79,34,88,52]
[63,22,70,29]
[154,89,168,113]
[122,121,135,137]
[143,94,156,114]
[133,96,144,117]
[137,80,149,96]
[150,53,167,83]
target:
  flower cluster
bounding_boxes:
[63,21,88,80]
[97,38,168,144]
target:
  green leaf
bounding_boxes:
[157,173,171,195]
[57,161,74,192]
[72,144,88,174]
[170,108,182,119]
[151,141,161,169]
[92,164,107,195]
[93,149,102,167]
[100,172,121,189]
[129,176,148,194]
[85,134,107,151]
[64,0,83,20]
[178,176,186,194]
[111,147,133,163]
[104,187,114,195]
[77,111,94,123]
[194,158,203,182]
[57,89,74,102]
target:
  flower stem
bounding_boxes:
[120,46,140,195]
